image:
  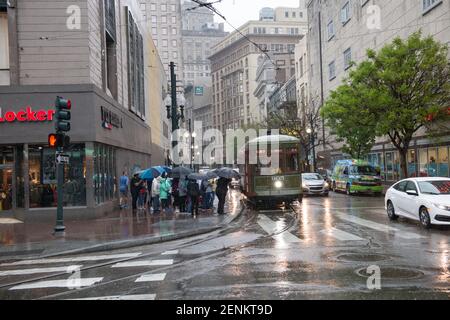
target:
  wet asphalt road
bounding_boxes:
[0,192,449,300]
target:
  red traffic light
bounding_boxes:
[48,134,58,148]
[56,96,71,110]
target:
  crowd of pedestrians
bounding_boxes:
[118,171,232,216]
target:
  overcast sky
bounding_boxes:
[209,0,302,31]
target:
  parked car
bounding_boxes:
[317,169,332,186]
[302,173,329,196]
[385,177,450,228]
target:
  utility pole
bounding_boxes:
[170,62,178,152]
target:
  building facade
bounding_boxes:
[0,0,154,219]
[140,0,184,85]
[307,0,450,180]
[209,5,308,133]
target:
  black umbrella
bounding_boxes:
[170,166,193,178]
[213,167,240,179]
[188,171,218,180]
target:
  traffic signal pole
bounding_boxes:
[54,144,65,234]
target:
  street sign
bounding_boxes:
[56,153,70,164]
[194,86,204,95]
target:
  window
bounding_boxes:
[285,11,289,18]
[423,0,442,13]
[29,144,87,208]
[161,4,166,11]
[327,20,335,40]
[161,16,167,23]
[344,48,352,70]
[151,15,157,24]
[0,11,10,85]
[93,143,117,204]
[394,181,408,192]
[171,4,176,12]
[329,61,336,80]
[341,1,351,24]
[292,12,296,18]
[171,16,176,24]
[172,40,177,47]
[405,181,418,193]
[150,3,156,11]
[172,28,177,35]
[162,39,168,47]
[299,57,304,77]
[163,51,168,59]
[162,27,167,35]
[172,51,177,59]
[152,27,157,35]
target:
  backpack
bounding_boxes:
[187,181,200,197]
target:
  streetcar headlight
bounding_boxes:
[274,180,283,189]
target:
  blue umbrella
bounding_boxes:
[139,167,164,180]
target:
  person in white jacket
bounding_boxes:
[151,177,161,213]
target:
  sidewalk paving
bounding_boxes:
[0,191,244,261]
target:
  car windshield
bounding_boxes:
[303,174,323,181]
[350,166,377,175]
[417,180,450,195]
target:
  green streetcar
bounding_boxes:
[241,135,303,209]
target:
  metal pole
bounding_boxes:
[170,62,178,164]
[54,147,65,234]
[189,119,193,169]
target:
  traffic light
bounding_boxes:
[48,133,70,149]
[55,96,71,132]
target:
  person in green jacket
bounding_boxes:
[159,173,172,212]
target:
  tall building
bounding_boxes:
[209,5,308,132]
[0,0,154,218]
[307,0,450,179]
[140,0,184,86]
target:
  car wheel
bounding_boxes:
[419,207,431,229]
[386,201,398,221]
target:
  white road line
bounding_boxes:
[161,250,179,255]
[337,213,425,239]
[111,259,174,268]
[0,265,83,276]
[320,228,365,241]
[9,278,103,290]
[258,215,301,243]
[69,294,156,300]
[135,273,167,282]
[0,253,142,267]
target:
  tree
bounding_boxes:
[262,96,331,169]
[322,31,450,178]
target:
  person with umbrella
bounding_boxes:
[178,176,188,213]
[159,172,172,212]
[130,172,143,211]
[151,176,161,214]
[216,177,231,215]
[187,178,200,216]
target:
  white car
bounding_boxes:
[385,177,450,228]
[302,173,330,196]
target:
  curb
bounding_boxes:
[0,202,246,262]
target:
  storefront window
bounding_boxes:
[15,146,25,208]
[29,144,86,208]
[94,143,117,205]
[437,147,449,177]
[418,148,428,177]
[407,149,417,177]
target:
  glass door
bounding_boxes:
[0,165,14,213]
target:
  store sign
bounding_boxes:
[0,107,55,123]
[101,106,122,130]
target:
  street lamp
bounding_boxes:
[165,62,186,167]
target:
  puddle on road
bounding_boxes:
[336,253,392,263]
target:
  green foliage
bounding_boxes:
[322,31,450,178]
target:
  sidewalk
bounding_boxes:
[0,191,244,261]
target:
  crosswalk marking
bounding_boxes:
[337,213,425,239]
[161,250,179,255]
[69,294,156,300]
[9,278,103,290]
[0,265,83,276]
[135,273,166,282]
[111,259,174,268]
[258,215,301,243]
[0,253,142,267]
[320,228,365,241]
